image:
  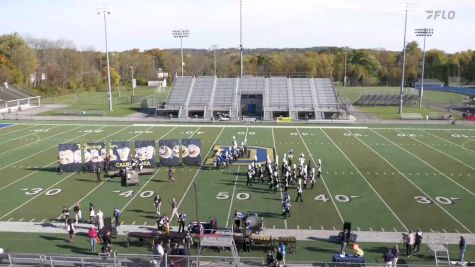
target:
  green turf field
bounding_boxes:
[0,122,474,234]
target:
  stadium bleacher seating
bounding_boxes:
[160,76,342,120]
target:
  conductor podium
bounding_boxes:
[121,169,139,186]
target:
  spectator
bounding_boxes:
[459,235,467,262]
[414,228,423,253]
[153,240,165,265]
[88,226,98,253]
[391,245,400,267]
[340,229,349,254]
[275,247,283,266]
[404,231,415,257]
[66,219,75,242]
[265,250,275,267]
[383,249,394,267]
[279,242,286,266]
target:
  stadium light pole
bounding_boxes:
[343,47,350,87]
[415,28,434,108]
[129,66,135,96]
[172,29,190,77]
[239,0,244,77]
[210,45,219,77]
[97,8,113,111]
[399,2,416,114]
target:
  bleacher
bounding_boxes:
[166,76,193,108]
[314,78,338,110]
[268,77,289,110]
[0,83,40,112]
[161,76,343,120]
[354,93,419,106]
[239,77,265,94]
[187,76,214,108]
[212,78,237,111]
[291,78,315,110]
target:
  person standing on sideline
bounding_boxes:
[340,229,349,254]
[295,185,303,202]
[171,198,179,221]
[153,193,162,215]
[391,245,400,267]
[383,248,394,267]
[153,240,165,265]
[73,203,81,225]
[96,209,104,230]
[89,203,95,224]
[414,228,423,253]
[279,242,286,266]
[459,235,467,262]
[88,226,98,253]
[405,230,415,257]
[178,213,187,233]
[113,207,121,227]
[66,219,75,242]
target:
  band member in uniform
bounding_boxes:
[168,166,175,182]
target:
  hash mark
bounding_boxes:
[132,221,136,225]
[297,225,299,230]
[393,228,398,232]
[369,227,373,231]
[357,227,361,231]
[381,228,385,231]
[333,226,336,231]
[442,229,447,233]
[143,221,147,225]
[321,225,324,230]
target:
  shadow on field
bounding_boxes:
[245,211,280,219]
[303,246,337,254]
[75,178,98,183]
[56,244,92,254]
[25,167,58,172]
[39,235,68,242]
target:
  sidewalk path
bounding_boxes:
[1,221,473,245]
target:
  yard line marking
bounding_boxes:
[18,218,24,222]
[7,218,12,222]
[423,130,475,153]
[121,221,124,225]
[225,125,249,227]
[0,125,110,192]
[176,127,225,221]
[132,221,136,225]
[41,219,45,223]
[297,225,300,230]
[353,130,472,233]
[1,125,126,217]
[226,166,241,228]
[321,129,407,231]
[0,124,37,137]
[67,125,155,210]
[333,226,336,231]
[370,129,475,197]
[144,222,147,225]
[0,125,66,158]
[357,227,361,231]
[29,218,35,222]
[321,226,324,230]
[297,128,344,224]
[393,228,397,232]
[381,228,385,231]
[369,227,373,231]
[396,129,475,171]
[0,172,77,220]
[455,229,460,233]
[442,229,447,233]
[121,127,181,213]
[272,128,288,229]
[0,126,59,146]
[309,226,312,230]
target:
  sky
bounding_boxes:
[1,0,474,53]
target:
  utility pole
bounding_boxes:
[97,7,113,111]
[415,28,434,108]
[399,2,416,114]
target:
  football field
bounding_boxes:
[0,122,474,234]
